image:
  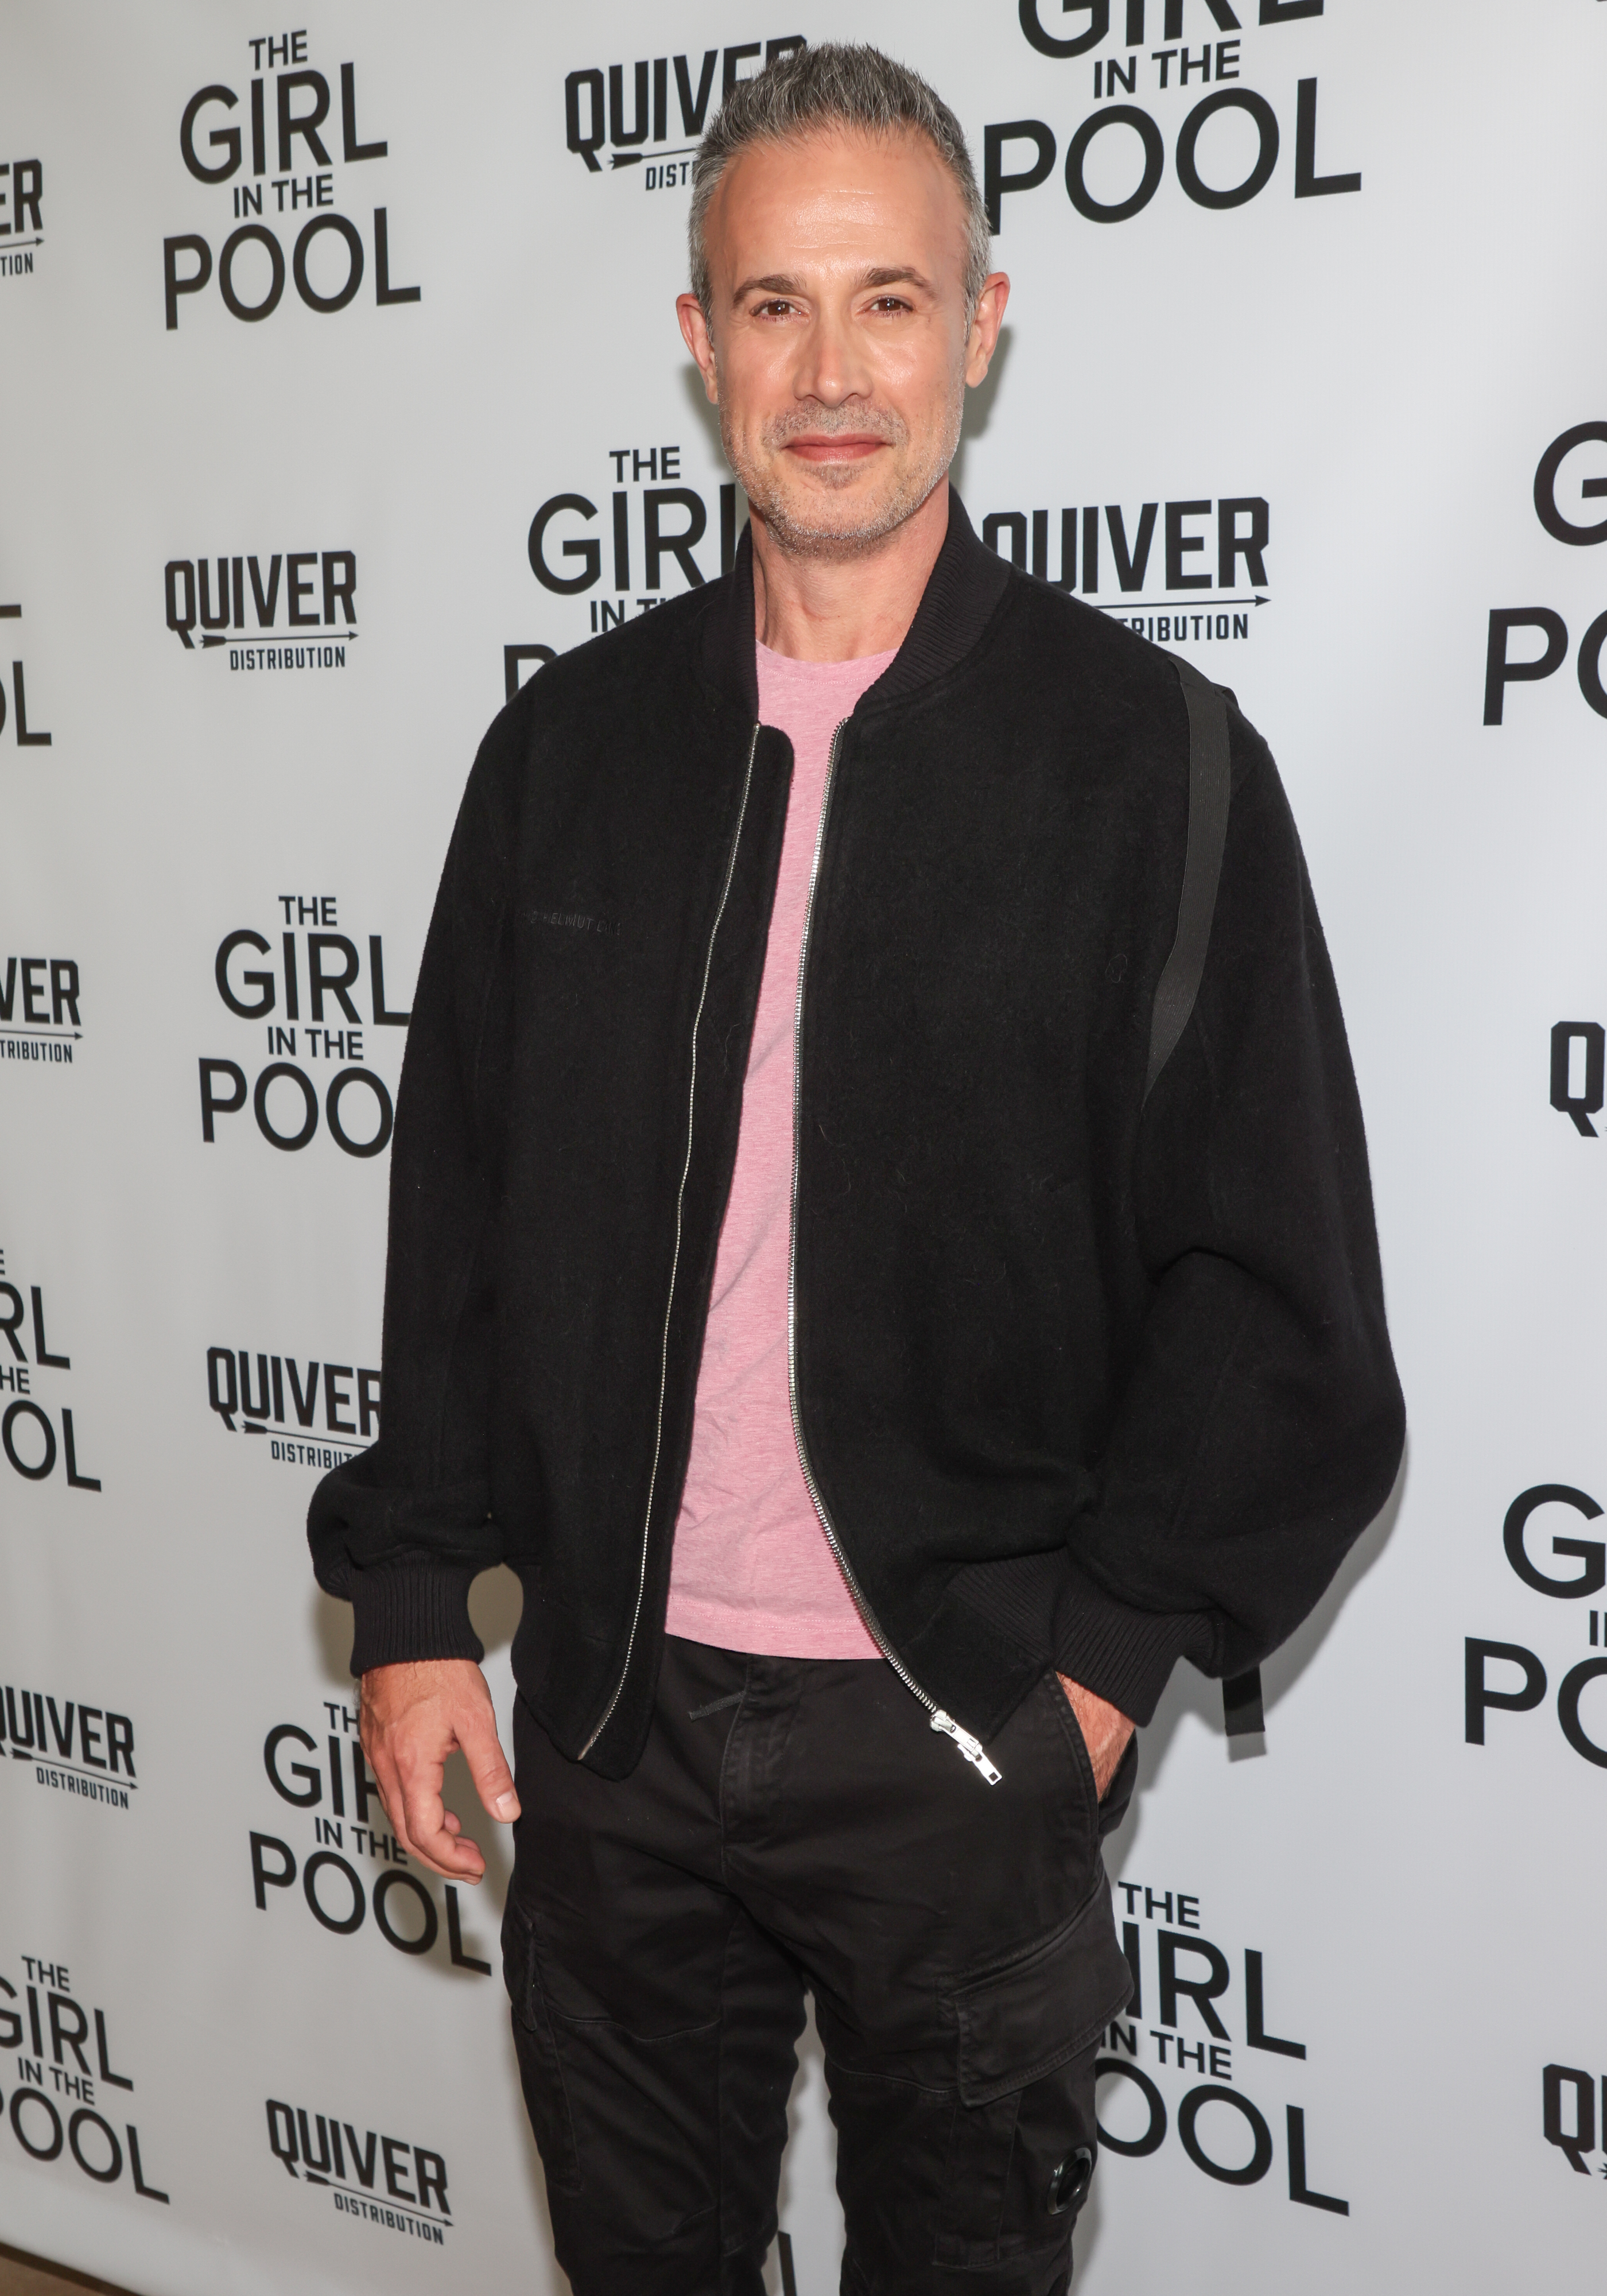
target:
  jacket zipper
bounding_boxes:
[580,724,763,1762]
[785,722,1002,1788]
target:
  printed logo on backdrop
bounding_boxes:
[1094,1879,1350,2216]
[0,1248,99,1496]
[989,1,1357,238]
[208,1340,378,1472]
[981,492,1270,648]
[0,1953,168,2205]
[0,1681,133,1818]
[164,29,418,331]
[0,1681,134,1814]
[507,439,743,693]
[164,546,356,677]
[1485,421,1607,728]
[250,1702,494,1981]
[266,2094,453,2248]
[199,893,411,1159]
[1551,1022,1607,1141]
[0,156,44,278]
[1,947,80,1072]
[1543,2061,1607,2184]
[565,35,804,193]
[0,596,53,755]
[1465,1485,1607,1772]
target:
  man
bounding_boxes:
[310,42,1403,2296]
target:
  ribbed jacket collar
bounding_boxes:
[696,484,1011,720]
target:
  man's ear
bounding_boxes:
[965,273,1011,387]
[677,293,719,404]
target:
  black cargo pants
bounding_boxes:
[502,1637,1136,2296]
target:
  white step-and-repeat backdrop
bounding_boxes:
[4,2,1606,2288]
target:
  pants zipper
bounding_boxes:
[579,724,763,1763]
[785,721,1002,1789]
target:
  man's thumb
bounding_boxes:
[461,1709,520,1823]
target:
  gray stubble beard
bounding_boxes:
[717,385,965,563]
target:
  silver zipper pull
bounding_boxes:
[930,1709,1002,1785]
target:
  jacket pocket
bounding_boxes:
[503,1898,583,2194]
[948,1874,1134,2108]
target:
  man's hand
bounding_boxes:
[1057,1674,1135,1801]
[360,1659,519,1883]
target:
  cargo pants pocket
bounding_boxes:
[934,1874,1134,2270]
[503,1896,583,2196]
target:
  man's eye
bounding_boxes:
[868,296,910,314]
[754,300,795,317]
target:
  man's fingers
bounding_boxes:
[395,1748,448,1858]
[356,1661,507,1878]
[386,1774,484,1880]
[457,1704,521,1825]
[404,1824,487,1882]
[397,1754,487,1881]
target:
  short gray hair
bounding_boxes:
[689,43,990,323]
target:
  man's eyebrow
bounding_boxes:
[731,273,805,305]
[859,266,933,293]
[729,265,936,306]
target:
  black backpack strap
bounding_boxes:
[1144,654,1233,1102]
[1222,1667,1266,1740]
[1144,656,1257,1741]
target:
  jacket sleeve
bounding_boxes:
[306,709,518,1675]
[1050,710,1406,1725]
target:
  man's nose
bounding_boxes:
[791,306,872,406]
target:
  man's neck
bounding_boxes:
[750,479,949,662]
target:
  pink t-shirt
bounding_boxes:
[664,639,898,1658]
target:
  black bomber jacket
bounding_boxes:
[308,491,1405,1780]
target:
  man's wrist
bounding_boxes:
[1057,1671,1136,1799]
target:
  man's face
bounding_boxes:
[678,128,1007,560]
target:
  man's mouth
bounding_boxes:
[783,436,886,464]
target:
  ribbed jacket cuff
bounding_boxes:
[347,1560,485,1677]
[1051,1559,1212,1726]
